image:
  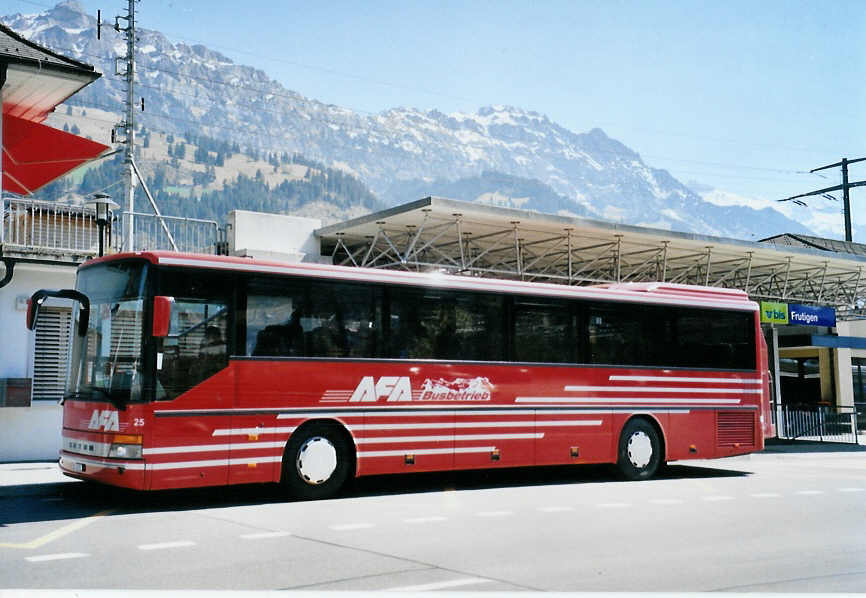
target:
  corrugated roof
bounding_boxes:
[318,197,866,318]
[0,22,97,74]
[760,233,866,257]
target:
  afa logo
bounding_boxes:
[88,409,120,432]
[335,375,494,403]
[349,376,412,402]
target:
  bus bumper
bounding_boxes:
[59,452,146,490]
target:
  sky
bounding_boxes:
[7,0,866,235]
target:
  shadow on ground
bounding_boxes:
[0,461,749,528]
[763,438,866,454]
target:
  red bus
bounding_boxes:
[28,251,772,499]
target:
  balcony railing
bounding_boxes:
[1,198,221,258]
[1,197,99,256]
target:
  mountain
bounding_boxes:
[382,171,591,217]
[3,1,812,240]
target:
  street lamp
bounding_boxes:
[86,193,119,257]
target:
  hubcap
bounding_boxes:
[627,430,653,469]
[296,436,338,485]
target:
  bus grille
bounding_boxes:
[717,412,755,447]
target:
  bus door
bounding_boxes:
[152,270,232,489]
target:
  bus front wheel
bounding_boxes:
[616,418,662,480]
[282,422,352,500]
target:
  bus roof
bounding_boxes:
[85,251,758,312]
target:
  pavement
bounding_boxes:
[1,438,863,495]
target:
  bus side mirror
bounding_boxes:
[27,289,90,336]
[26,297,40,331]
[153,296,174,337]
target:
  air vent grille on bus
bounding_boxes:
[717,412,755,448]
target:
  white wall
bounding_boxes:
[0,262,76,378]
[0,403,62,462]
[228,210,323,262]
[0,261,77,461]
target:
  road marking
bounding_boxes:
[138,541,196,551]
[839,487,864,493]
[476,510,514,517]
[650,498,685,505]
[385,577,494,592]
[597,502,631,508]
[240,531,292,540]
[329,523,375,531]
[26,552,89,563]
[702,496,735,502]
[537,506,575,513]
[403,516,448,524]
[795,490,824,495]
[0,509,114,550]
[39,498,64,502]
[750,492,781,498]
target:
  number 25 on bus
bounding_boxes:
[28,251,773,499]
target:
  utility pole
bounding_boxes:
[779,157,866,242]
[109,0,176,253]
[113,0,136,252]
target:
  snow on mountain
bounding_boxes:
[2,1,814,240]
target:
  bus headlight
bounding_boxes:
[108,435,143,459]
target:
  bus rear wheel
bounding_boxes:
[616,418,662,480]
[282,422,352,500]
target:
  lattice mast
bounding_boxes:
[108,0,176,251]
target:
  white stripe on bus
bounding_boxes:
[147,456,283,470]
[211,427,296,437]
[358,446,495,458]
[144,441,285,455]
[608,375,762,384]
[564,386,761,394]
[516,397,741,404]
[349,420,603,431]
[356,433,543,444]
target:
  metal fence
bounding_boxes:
[775,405,860,444]
[1,198,221,256]
[112,212,221,254]
[1,197,99,254]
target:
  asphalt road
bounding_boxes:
[1,447,865,592]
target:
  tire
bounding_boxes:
[616,418,662,481]
[282,422,353,500]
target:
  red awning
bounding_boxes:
[2,112,110,195]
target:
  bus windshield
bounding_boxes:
[67,260,149,405]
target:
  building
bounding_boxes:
[314,197,866,438]
[0,22,108,460]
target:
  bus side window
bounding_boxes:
[587,305,644,366]
[513,297,573,364]
[157,300,228,400]
[246,284,305,357]
[156,268,231,400]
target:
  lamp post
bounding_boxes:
[86,193,119,257]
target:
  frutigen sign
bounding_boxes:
[788,304,836,327]
[760,301,836,327]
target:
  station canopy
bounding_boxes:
[1,23,109,195]
[318,196,866,319]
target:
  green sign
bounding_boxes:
[760,301,789,325]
